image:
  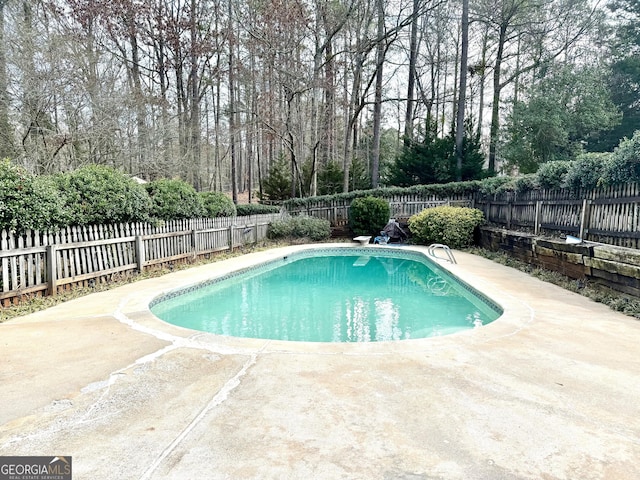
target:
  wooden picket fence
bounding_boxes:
[0,214,281,305]
[3,183,640,306]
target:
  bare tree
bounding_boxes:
[454,0,469,181]
[0,0,13,159]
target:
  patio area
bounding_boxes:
[1,244,639,479]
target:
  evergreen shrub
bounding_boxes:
[601,131,640,185]
[563,153,610,190]
[536,161,571,189]
[53,164,151,225]
[200,191,236,217]
[236,203,281,216]
[145,178,205,220]
[348,196,390,236]
[262,154,292,201]
[408,206,484,248]
[0,159,68,232]
[267,215,331,241]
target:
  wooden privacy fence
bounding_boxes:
[286,194,474,226]
[285,183,640,249]
[0,213,281,305]
[476,183,640,249]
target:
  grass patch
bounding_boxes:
[467,247,640,319]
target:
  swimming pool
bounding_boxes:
[150,247,502,342]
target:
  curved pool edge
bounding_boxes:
[113,243,536,355]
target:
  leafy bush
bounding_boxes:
[408,206,484,248]
[200,191,236,217]
[563,153,610,190]
[536,160,571,189]
[601,131,640,185]
[348,196,390,236]
[236,203,281,216]
[267,215,331,241]
[0,159,68,232]
[53,164,151,225]
[145,178,205,220]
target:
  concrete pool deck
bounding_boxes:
[1,243,639,479]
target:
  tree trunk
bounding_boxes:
[228,0,237,203]
[127,21,147,177]
[189,0,201,190]
[0,0,13,159]
[370,0,385,189]
[404,0,419,145]
[477,25,489,139]
[455,0,469,181]
[488,23,507,175]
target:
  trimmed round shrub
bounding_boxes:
[200,191,236,217]
[0,159,68,232]
[145,178,205,220]
[408,206,484,248]
[53,165,151,225]
[267,215,331,241]
[563,153,610,190]
[348,196,390,236]
[236,203,281,216]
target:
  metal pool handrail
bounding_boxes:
[427,244,457,264]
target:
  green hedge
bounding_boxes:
[200,191,236,217]
[145,178,205,220]
[267,216,331,241]
[53,165,151,225]
[236,203,281,216]
[564,153,610,190]
[408,206,484,248]
[282,178,513,210]
[0,160,69,232]
[601,131,640,185]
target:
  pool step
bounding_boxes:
[353,256,370,267]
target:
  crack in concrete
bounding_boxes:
[138,348,263,480]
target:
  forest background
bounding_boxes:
[0,0,639,203]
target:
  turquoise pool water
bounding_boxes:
[150,248,502,342]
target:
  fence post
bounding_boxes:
[507,200,513,229]
[191,229,198,258]
[579,199,591,241]
[46,245,57,296]
[228,224,234,250]
[534,201,542,236]
[135,235,145,273]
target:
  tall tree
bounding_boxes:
[474,0,600,174]
[0,0,12,159]
[502,64,621,172]
[370,0,385,188]
[588,0,640,151]
[403,0,419,145]
[454,0,469,181]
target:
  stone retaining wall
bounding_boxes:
[479,226,640,297]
